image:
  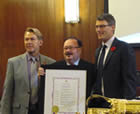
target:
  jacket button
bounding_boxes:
[27,91,31,94]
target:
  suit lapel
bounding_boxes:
[104,48,113,67]
[40,54,48,65]
[40,54,44,65]
[20,53,30,88]
[104,38,118,67]
[95,47,102,67]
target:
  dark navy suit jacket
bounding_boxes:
[92,38,136,99]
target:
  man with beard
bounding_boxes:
[1,27,55,114]
[38,37,96,114]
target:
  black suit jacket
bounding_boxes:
[39,59,96,114]
[92,38,136,99]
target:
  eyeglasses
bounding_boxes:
[95,25,111,29]
[64,46,80,50]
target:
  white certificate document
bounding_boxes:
[44,69,86,114]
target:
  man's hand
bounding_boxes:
[38,67,45,78]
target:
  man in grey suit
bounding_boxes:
[1,27,55,114]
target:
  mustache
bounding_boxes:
[65,52,73,56]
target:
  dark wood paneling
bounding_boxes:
[0,0,104,97]
[134,48,140,70]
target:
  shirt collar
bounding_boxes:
[26,52,40,62]
[102,36,115,48]
[66,58,80,66]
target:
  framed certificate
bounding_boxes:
[44,69,86,114]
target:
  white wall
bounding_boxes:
[109,0,140,43]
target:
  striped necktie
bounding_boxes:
[30,58,39,104]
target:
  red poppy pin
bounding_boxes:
[110,46,116,52]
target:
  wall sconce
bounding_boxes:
[64,0,80,23]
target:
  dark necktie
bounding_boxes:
[98,45,107,70]
[97,45,107,95]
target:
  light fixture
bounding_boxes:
[64,0,80,23]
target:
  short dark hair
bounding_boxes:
[64,37,83,47]
[25,27,43,40]
[97,13,116,26]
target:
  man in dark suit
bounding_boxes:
[92,13,136,99]
[38,37,96,114]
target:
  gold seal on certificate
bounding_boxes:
[52,105,59,113]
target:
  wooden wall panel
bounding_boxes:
[0,0,104,97]
[134,48,140,71]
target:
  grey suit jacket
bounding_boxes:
[1,53,55,114]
